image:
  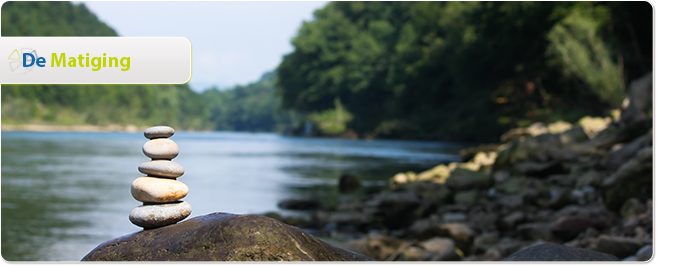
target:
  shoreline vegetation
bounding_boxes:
[1,2,653,143]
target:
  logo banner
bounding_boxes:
[0,37,191,84]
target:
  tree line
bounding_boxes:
[1,1,652,143]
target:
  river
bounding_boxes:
[1,131,464,261]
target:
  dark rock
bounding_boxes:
[430,250,462,261]
[602,146,653,212]
[620,197,645,220]
[437,223,474,256]
[445,168,493,190]
[636,244,653,261]
[338,173,361,193]
[501,243,619,261]
[551,216,608,241]
[278,198,321,211]
[513,161,566,177]
[559,126,589,145]
[574,171,603,188]
[501,211,526,229]
[399,181,451,204]
[496,177,531,194]
[453,189,482,207]
[485,241,529,260]
[619,72,652,129]
[366,191,427,229]
[341,235,407,261]
[82,212,374,261]
[516,222,552,241]
[590,235,650,259]
[606,131,652,170]
[473,232,499,254]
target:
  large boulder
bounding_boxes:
[501,243,619,261]
[82,212,374,261]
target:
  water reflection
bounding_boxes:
[1,131,462,261]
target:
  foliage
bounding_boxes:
[307,97,353,135]
[277,1,652,142]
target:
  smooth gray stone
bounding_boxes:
[129,201,192,229]
[142,139,179,160]
[131,177,189,203]
[636,244,653,261]
[144,126,175,139]
[138,160,184,178]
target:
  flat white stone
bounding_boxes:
[144,126,175,139]
[129,201,192,229]
[142,138,179,159]
[138,160,185,178]
[131,177,189,203]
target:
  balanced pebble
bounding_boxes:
[142,138,179,160]
[129,201,192,229]
[138,160,185,178]
[131,177,189,203]
[144,126,175,139]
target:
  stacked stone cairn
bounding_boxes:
[129,126,192,229]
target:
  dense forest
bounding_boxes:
[1,1,652,142]
[277,1,652,141]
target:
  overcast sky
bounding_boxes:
[82,1,328,92]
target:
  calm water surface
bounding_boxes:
[1,131,464,261]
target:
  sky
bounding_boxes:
[82,1,328,92]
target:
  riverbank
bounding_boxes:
[1,123,144,133]
[268,73,653,261]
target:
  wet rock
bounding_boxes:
[622,255,638,261]
[338,174,361,193]
[84,212,374,261]
[278,198,321,211]
[440,212,467,223]
[590,235,650,259]
[501,243,619,261]
[467,211,499,233]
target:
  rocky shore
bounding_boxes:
[268,73,653,261]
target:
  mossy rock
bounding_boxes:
[501,243,618,261]
[82,212,374,261]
